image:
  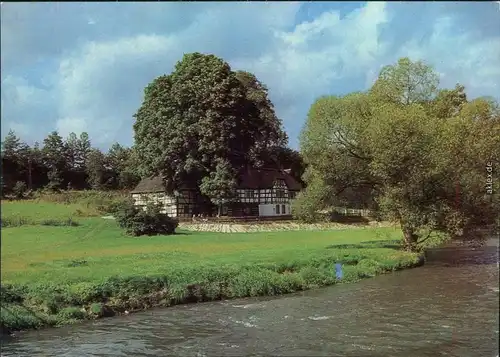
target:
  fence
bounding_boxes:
[182,207,374,223]
[331,207,373,217]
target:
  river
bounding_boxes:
[2,238,498,357]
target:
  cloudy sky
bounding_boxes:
[1,2,499,150]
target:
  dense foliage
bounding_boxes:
[133,53,289,199]
[115,200,179,236]
[1,130,140,196]
[299,57,500,250]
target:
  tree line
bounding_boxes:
[1,53,306,202]
[298,57,500,250]
[6,52,494,252]
[1,130,141,196]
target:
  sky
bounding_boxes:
[1,2,499,151]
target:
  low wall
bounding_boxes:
[179,221,393,233]
[179,215,295,223]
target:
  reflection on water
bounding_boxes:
[2,239,499,357]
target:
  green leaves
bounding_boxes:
[370,57,439,106]
[200,158,237,210]
[133,53,287,195]
[85,149,109,190]
[299,56,500,250]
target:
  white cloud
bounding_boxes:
[1,2,499,150]
[54,34,179,146]
[1,75,55,140]
[393,15,500,97]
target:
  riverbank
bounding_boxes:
[1,226,424,334]
[1,200,425,334]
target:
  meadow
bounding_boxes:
[0,195,424,333]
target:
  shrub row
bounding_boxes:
[1,217,79,228]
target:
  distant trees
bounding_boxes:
[2,54,301,199]
[1,130,140,195]
[299,57,500,251]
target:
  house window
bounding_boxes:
[282,204,286,215]
[276,189,285,198]
[276,204,280,214]
[245,190,255,198]
[183,205,190,215]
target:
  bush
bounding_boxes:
[1,216,30,228]
[1,304,55,331]
[89,303,114,318]
[0,284,28,304]
[115,200,178,236]
[13,181,28,199]
[40,218,79,227]
[56,307,86,321]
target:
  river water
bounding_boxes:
[2,238,499,357]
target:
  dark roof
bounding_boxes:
[131,168,302,194]
[238,168,302,190]
[130,176,165,194]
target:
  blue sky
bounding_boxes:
[1,2,499,150]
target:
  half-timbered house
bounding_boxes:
[130,168,302,218]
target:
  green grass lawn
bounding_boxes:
[0,199,423,332]
[1,218,411,284]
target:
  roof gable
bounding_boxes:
[238,168,302,190]
[130,176,165,194]
[131,168,303,194]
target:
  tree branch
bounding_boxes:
[332,130,372,161]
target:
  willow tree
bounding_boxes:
[299,57,500,251]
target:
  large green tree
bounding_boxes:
[234,70,288,164]
[300,57,500,250]
[133,53,287,194]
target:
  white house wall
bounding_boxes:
[132,182,298,218]
[131,193,178,217]
[259,203,291,216]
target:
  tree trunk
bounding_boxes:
[401,224,418,252]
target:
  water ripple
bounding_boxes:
[2,240,498,357]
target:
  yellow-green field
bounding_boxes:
[1,197,423,333]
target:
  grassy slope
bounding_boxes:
[1,200,423,333]
[2,219,409,284]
